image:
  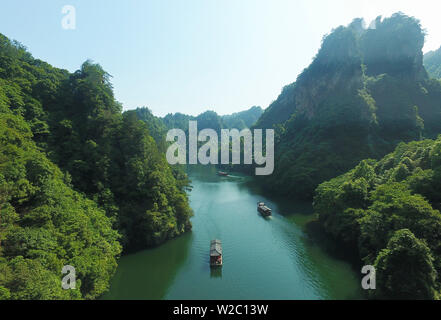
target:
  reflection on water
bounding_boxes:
[210,267,223,279]
[101,232,193,300]
[103,165,363,300]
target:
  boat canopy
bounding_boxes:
[210,239,222,257]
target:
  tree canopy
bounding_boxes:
[0,32,193,299]
[314,136,441,299]
[253,13,441,199]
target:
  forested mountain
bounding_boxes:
[135,107,168,151]
[314,137,441,299]
[0,33,192,299]
[254,13,441,199]
[141,105,263,133]
[2,9,441,300]
[162,110,223,132]
[221,106,263,129]
[424,46,441,79]
[0,98,121,300]
[134,106,262,154]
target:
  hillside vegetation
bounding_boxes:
[0,33,192,299]
[135,106,263,170]
[254,13,441,199]
[156,106,263,132]
[424,46,441,79]
[314,136,441,299]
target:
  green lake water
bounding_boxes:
[102,166,363,300]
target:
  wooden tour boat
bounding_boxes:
[210,239,223,267]
[257,202,272,217]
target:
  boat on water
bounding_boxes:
[217,171,229,177]
[210,239,223,267]
[257,202,272,217]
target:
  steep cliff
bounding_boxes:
[254,13,441,199]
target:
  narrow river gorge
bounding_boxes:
[103,166,363,300]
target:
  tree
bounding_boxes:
[374,229,437,300]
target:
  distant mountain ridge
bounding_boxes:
[221,106,264,129]
[424,46,441,79]
[135,105,263,142]
[160,105,263,130]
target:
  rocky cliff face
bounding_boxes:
[254,13,441,199]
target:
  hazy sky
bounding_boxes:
[0,0,440,116]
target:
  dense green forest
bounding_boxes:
[135,106,263,171]
[2,10,441,300]
[314,136,441,299]
[424,46,441,79]
[254,13,441,199]
[248,14,441,299]
[136,105,263,134]
[0,33,192,299]
[0,98,121,299]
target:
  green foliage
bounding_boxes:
[145,106,263,173]
[253,13,441,200]
[222,106,263,130]
[314,136,441,299]
[0,286,10,300]
[160,106,263,133]
[374,229,437,300]
[254,83,296,130]
[0,32,193,299]
[0,108,120,300]
[110,111,193,249]
[362,13,426,79]
[32,60,192,252]
[424,46,441,79]
[135,107,168,151]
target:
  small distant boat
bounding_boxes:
[217,171,229,177]
[257,202,272,217]
[210,239,223,267]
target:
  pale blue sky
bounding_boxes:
[0,0,440,116]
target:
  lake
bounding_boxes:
[102,166,363,300]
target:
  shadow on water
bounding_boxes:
[101,231,193,300]
[234,170,364,299]
[104,165,364,300]
[303,219,363,269]
[238,176,314,216]
[185,165,220,183]
[299,220,365,300]
[210,267,223,279]
[236,169,360,261]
